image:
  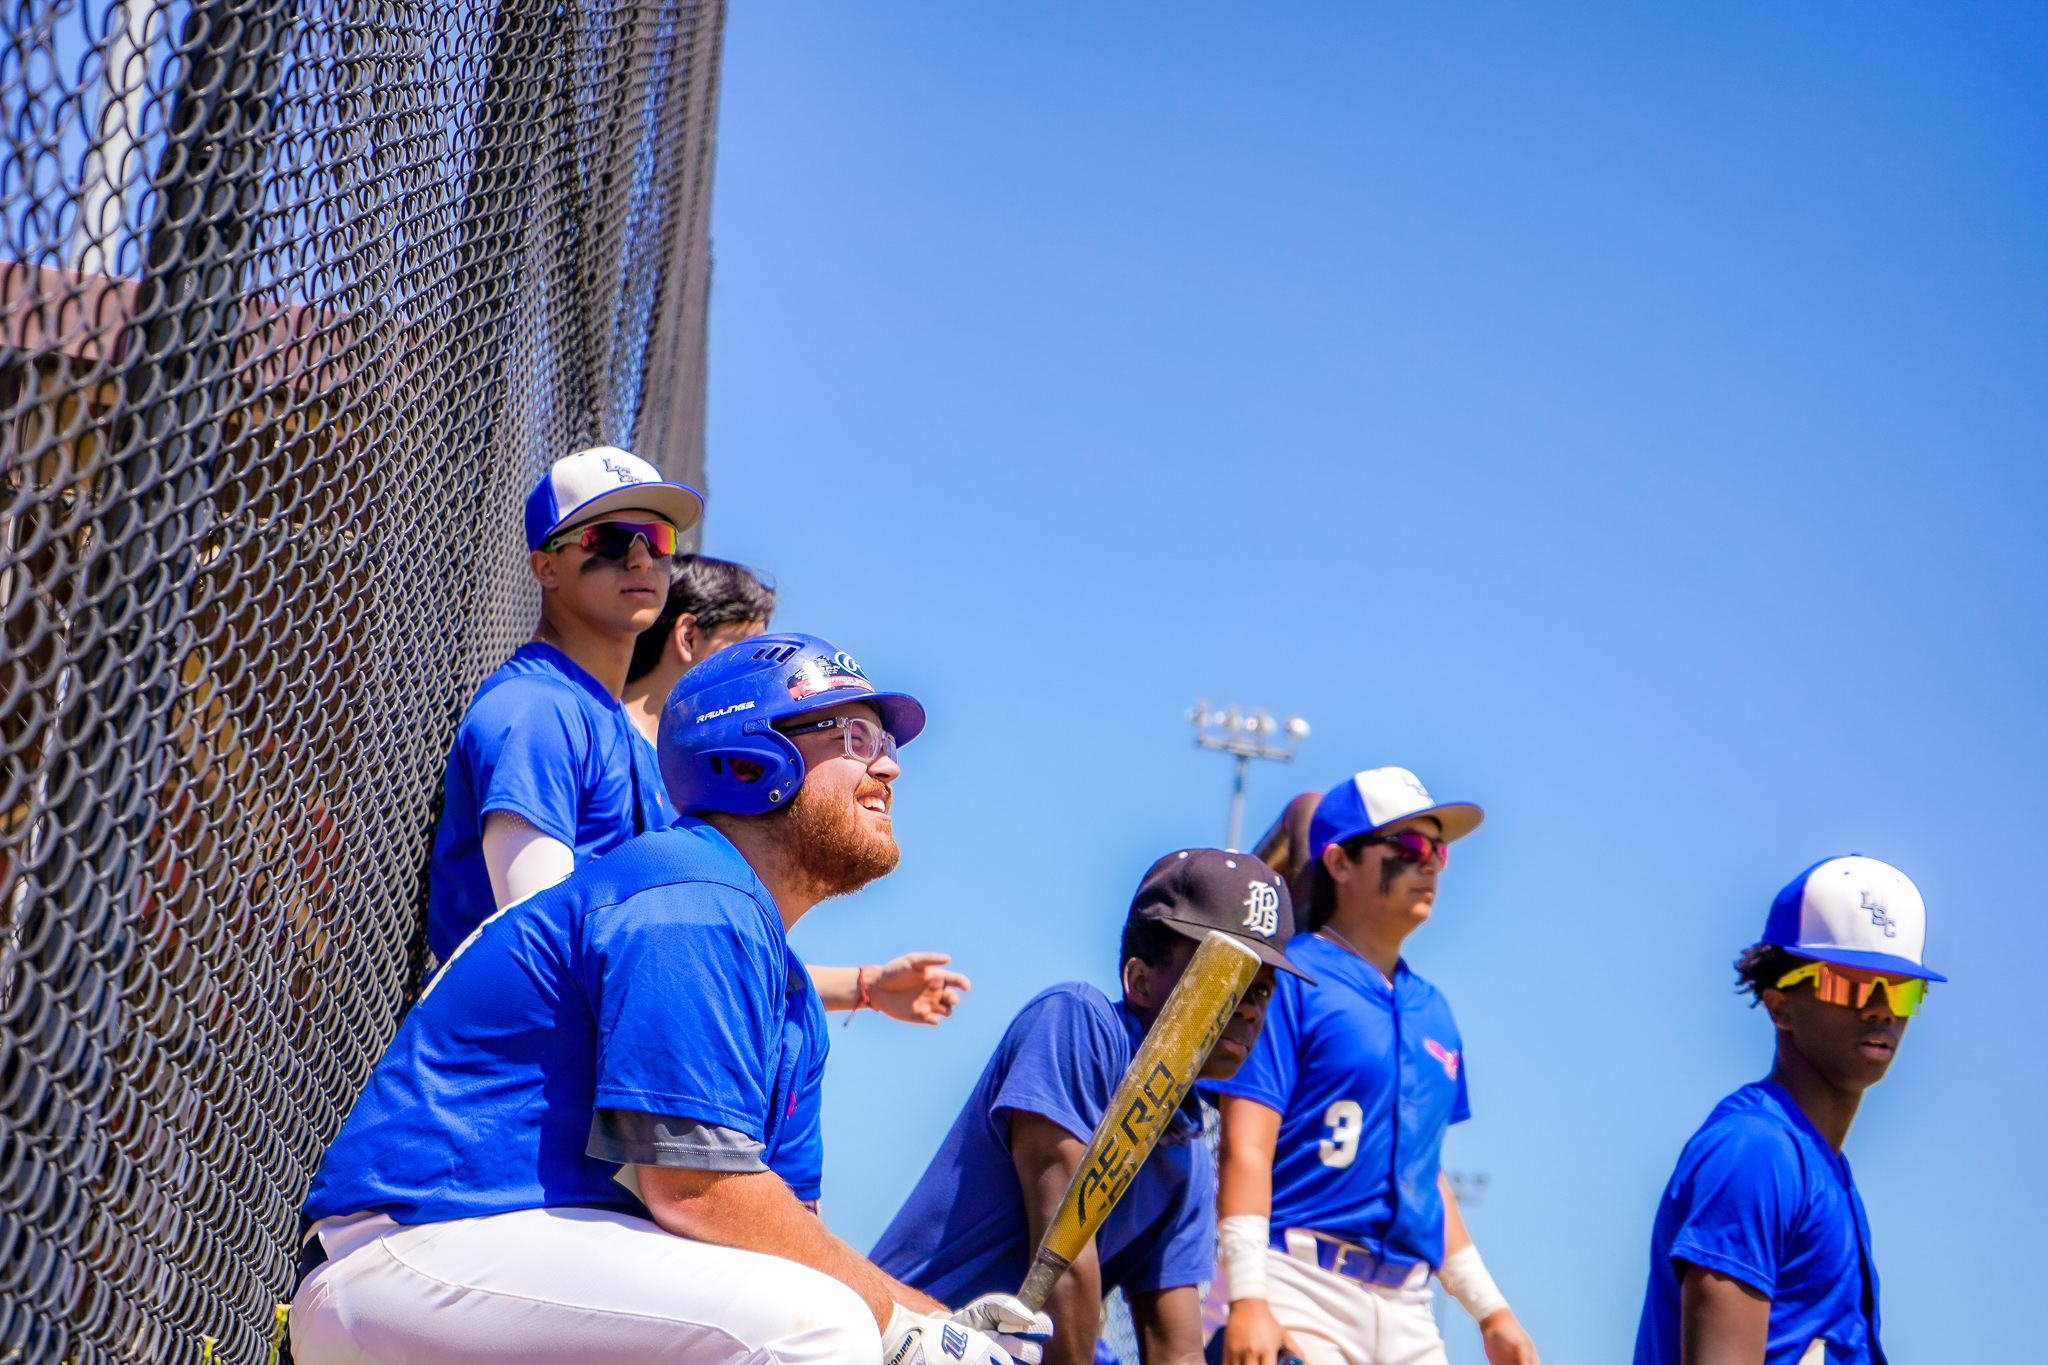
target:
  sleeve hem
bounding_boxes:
[1668,1246,1774,1300]
[1200,1082,1286,1111]
[479,799,577,848]
[991,1100,1093,1146]
[593,1093,763,1141]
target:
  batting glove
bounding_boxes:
[884,1304,1017,1365]
[949,1294,1054,1340]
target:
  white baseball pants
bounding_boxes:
[290,1206,882,1365]
[1264,1247,1447,1365]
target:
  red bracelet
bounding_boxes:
[843,965,879,1027]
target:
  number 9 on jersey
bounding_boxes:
[1319,1100,1362,1168]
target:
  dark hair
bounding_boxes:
[627,555,777,682]
[1120,918,1191,975]
[1305,832,1374,931]
[1733,941,1806,1006]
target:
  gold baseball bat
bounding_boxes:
[1015,930,1264,1312]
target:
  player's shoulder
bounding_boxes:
[473,645,613,713]
[1682,1084,1806,1170]
[569,824,776,926]
[1007,981,1125,1045]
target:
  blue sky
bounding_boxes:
[698,5,2046,1361]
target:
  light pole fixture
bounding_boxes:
[1188,700,1310,851]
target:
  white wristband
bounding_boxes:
[1437,1245,1509,1323]
[1220,1214,1270,1302]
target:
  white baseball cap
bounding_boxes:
[1307,766,1484,862]
[1762,855,1946,981]
[524,446,703,551]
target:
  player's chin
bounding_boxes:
[1200,1034,1255,1080]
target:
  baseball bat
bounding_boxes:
[1015,930,1264,1312]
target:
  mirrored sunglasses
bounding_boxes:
[1774,960,1925,1017]
[545,518,678,560]
[777,714,897,764]
[1361,829,1449,868]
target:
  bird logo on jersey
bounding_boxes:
[1242,880,1280,936]
[1424,1038,1460,1081]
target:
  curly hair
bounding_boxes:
[1733,941,1807,1006]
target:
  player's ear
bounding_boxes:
[1760,987,1795,1033]
[1121,955,1154,1009]
[528,549,560,591]
[1321,840,1356,884]
[671,612,699,664]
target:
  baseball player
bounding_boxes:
[621,552,778,749]
[423,445,698,961]
[293,634,1049,1365]
[616,552,968,1025]
[1632,855,1941,1365]
[1211,768,1539,1365]
[873,849,1307,1365]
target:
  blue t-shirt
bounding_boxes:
[305,820,830,1223]
[871,983,1216,1304]
[1203,933,1469,1270]
[426,642,671,960]
[1633,1082,1887,1365]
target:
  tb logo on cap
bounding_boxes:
[1242,881,1279,937]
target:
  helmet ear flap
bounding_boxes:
[661,726,807,817]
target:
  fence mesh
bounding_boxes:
[0,0,724,1352]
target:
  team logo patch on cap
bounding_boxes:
[1242,880,1280,937]
[784,653,873,701]
[1424,1038,1460,1080]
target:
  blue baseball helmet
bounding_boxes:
[657,633,927,816]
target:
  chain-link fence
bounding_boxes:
[0,0,723,1352]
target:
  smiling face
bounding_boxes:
[770,699,902,900]
[1762,962,1911,1094]
[528,509,675,638]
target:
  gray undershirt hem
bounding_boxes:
[587,1109,769,1173]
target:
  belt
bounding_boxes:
[1276,1228,1430,1291]
[292,1231,329,1294]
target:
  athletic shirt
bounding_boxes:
[870,983,1216,1304]
[425,642,671,960]
[1632,1081,1887,1365]
[1204,933,1469,1270]
[635,729,682,827]
[305,820,830,1224]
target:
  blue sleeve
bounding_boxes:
[1451,1047,1471,1125]
[1203,970,1302,1114]
[1665,1119,1800,1297]
[586,884,785,1138]
[461,681,591,846]
[1122,1134,1218,1293]
[989,991,1126,1143]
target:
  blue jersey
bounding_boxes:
[1633,1082,1886,1365]
[872,984,1215,1304]
[1204,933,1469,1270]
[426,643,671,960]
[636,729,682,827]
[305,820,830,1223]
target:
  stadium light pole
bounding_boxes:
[1188,701,1310,851]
